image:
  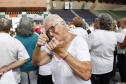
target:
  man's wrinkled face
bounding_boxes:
[45,21,66,41]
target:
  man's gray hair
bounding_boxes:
[43,14,66,27]
[97,13,113,30]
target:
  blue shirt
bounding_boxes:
[15,33,38,72]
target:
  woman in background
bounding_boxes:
[15,17,38,84]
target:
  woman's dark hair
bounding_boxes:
[0,18,12,33]
[97,13,113,30]
[16,17,34,36]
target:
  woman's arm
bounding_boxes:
[119,37,126,48]
[32,46,51,66]
[32,33,52,66]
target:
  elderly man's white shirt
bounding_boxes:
[88,30,125,74]
[51,36,91,84]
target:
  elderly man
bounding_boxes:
[32,14,91,84]
[0,18,29,84]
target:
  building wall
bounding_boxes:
[0,0,47,7]
[51,1,126,10]
[52,1,85,9]
[94,3,125,10]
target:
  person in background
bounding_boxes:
[71,16,88,29]
[34,22,54,84]
[32,14,91,84]
[37,56,53,84]
[70,16,88,41]
[0,18,29,84]
[34,21,42,35]
[116,17,126,84]
[88,13,126,84]
[15,17,38,84]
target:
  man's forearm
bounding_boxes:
[32,46,51,66]
[63,52,91,80]
[120,36,126,48]
[32,46,42,65]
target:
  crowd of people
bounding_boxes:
[0,12,126,84]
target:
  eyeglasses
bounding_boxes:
[47,22,59,33]
[46,21,65,36]
[46,22,59,41]
[48,26,55,33]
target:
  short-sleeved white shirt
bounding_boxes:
[0,33,29,67]
[39,44,53,76]
[0,33,29,83]
[39,62,52,76]
[88,30,125,74]
[51,36,91,84]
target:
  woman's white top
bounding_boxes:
[39,45,53,76]
[88,30,125,74]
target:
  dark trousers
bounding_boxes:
[37,74,54,84]
[91,71,113,84]
[117,54,126,82]
[112,49,117,77]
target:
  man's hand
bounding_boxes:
[37,33,49,47]
[46,38,67,58]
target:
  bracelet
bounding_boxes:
[63,52,69,60]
